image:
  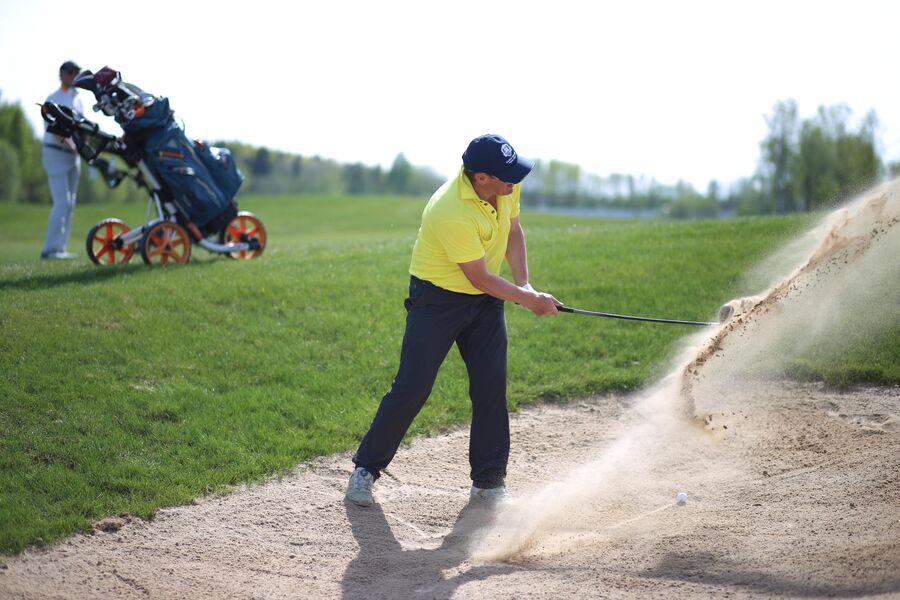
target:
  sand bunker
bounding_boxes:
[1,383,898,598]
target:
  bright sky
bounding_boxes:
[2,0,899,190]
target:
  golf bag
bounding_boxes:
[79,67,242,234]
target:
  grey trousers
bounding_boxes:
[41,145,81,255]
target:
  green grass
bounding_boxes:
[0,195,895,554]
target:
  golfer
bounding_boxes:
[347,134,562,507]
[40,60,84,260]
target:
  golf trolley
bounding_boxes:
[40,67,266,266]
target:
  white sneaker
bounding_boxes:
[470,485,510,505]
[346,467,374,507]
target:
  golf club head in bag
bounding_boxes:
[76,66,152,125]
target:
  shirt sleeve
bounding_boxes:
[432,218,485,264]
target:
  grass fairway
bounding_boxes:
[0,195,895,555]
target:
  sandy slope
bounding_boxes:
[1,381,898,599]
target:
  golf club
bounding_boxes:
[556,305,719,326]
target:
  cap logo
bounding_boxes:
[500,143,513,158]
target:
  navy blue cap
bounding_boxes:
[59,60,80,72]
[462,134,534,184]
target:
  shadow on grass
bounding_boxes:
[0,259,222,292]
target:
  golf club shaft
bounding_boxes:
[556,306,718,327]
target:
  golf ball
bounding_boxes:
[676,492,688,504]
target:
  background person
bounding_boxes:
[346,134,562,508]
[40,60,84,260]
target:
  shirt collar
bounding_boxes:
[458,166,480,203]
[457,165,518,205]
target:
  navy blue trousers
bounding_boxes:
[353,276,509,488]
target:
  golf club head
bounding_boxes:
[717,295,764,323]
[717,304,735,323]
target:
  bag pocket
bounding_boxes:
[194,142,244,200]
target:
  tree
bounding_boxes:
[835,109,880,197]
[791,105,881,210]
[344,162,367,194]
[731,176,773,216]
[0,138,21,201]
[758,100,882,212]
[387,153,411,194]
[668,180,719,219]
[792,122,840,210]
[760,99,799,214]
[706,180,720,203]
[0,93,49,203]
[251,147,272,176]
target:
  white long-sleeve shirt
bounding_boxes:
[42,87,85,146]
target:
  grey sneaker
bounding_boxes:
[41,251,77,260]
[470,485,511,505]
[346,467,374,507]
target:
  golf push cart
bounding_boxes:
[40,66,266,265]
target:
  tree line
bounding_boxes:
[216,142,443,197]
[521,100,897,217]
[520,163,725,218]
[2,90,897,216]
[0,91,441,204]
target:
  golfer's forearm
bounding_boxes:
[505,228,529,286]
[465,271,534,304]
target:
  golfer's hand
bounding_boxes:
[524,291,562,316]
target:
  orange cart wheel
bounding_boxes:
[219,211,266,260]
[140,222,192,266]
[86,218,135,266]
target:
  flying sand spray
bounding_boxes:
[473,179,900,561]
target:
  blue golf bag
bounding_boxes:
[86,68,244,233]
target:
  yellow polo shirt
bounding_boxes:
[409,166,521,294]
